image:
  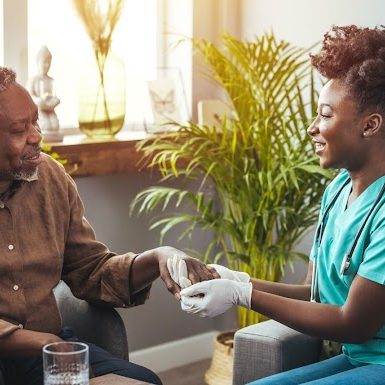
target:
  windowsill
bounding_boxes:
[49,131,150,178]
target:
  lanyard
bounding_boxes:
[310,178,385,302]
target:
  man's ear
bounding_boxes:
[362,113,383,137]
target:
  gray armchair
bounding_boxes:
[54,281,128,360]
[233,320,322,385]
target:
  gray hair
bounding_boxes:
[0,67,16,92]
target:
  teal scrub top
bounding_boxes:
[310,170,385,366]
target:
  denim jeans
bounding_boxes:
[0,327,162,385]
[247,354,385,385]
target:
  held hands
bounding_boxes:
[162,253,252,315]
[180,279,253,318]
[167,256,193,289]
[166,259,250,288]
[207,264,250,283]
[155,247,218,300]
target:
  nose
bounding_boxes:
[307,117,319,137]
[27,123,42,145]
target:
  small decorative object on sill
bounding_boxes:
[144,67,190,134]
[72,0,126,140]
[26,46,64,143]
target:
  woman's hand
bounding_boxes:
[207,264,250,283]
[180,279,253,318]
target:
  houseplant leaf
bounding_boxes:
[131,32,330,328]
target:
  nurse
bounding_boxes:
[179,25,385,384]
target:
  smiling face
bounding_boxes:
[0,83,42,181]
[307,79,369,170]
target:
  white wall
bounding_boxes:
[241,0,385,47]
[192,0,242,120]
[239,0,385,281]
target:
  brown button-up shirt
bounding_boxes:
[0,154,150,338]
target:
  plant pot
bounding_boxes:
[205,330,236,385]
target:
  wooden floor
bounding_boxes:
[158,359,211,385]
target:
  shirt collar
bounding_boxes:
[0,169,39,201]
[22,171,39,182]
[0,180,11,194]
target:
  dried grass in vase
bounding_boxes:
[72,0,126,132]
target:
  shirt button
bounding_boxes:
[13,285,19,291]
[8,244,14,251]
[0,202,4,208]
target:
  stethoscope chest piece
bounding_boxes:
[339,254,351,275]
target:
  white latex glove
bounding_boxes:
[166,255,192,289]
[180,279,252,318]
[207,264,250,283]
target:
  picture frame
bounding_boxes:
[145,67,190,133]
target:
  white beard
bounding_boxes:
[12,168,38,182]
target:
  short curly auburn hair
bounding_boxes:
[310,25,385,113]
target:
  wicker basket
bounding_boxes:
[204,330,236,385]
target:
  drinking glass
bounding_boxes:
[43,341,89,385]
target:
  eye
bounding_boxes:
[10,124,27,135]
[315,111,331,119]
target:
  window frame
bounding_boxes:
[1,0,193,135]
[3,0,29,86]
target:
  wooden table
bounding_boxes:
[90,373,152,385]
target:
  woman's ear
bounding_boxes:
[362,113,383,137]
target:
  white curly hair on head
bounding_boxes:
[0,67,16,92]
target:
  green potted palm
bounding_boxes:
[42,143,66,165]
[131,32,331,328]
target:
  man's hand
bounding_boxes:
[130,246,220,301]
[154,247,219,300]
[0,329,63,358]
[207,264,250,283]
[180,279,252,318]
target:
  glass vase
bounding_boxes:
[78,47,125,139]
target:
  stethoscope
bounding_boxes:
[310,178,385,302]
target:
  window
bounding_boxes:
[28,0,157,128]
[1,0,193,132]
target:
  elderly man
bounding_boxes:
[0,67,216,385]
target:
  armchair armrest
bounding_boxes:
[54,281,129,360]
[233,320,322,385]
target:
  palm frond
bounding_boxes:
[131,32,331,328]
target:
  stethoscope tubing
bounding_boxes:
[310,177,385,302]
